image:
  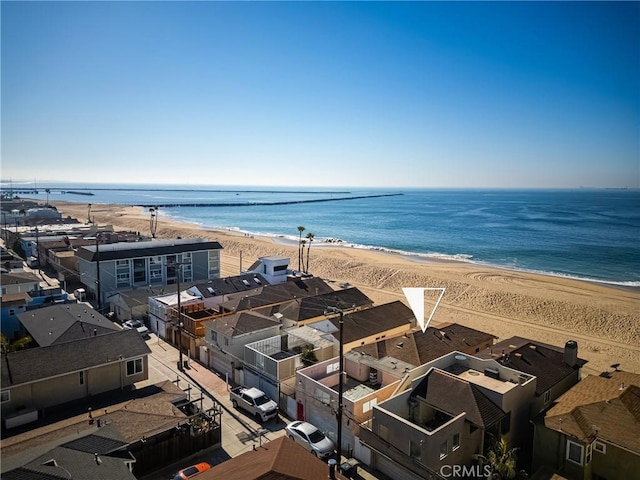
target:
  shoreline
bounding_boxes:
[162,208,640,291]
[46,199,640,375]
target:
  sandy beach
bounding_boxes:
[52,200,640,376]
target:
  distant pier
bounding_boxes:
[136,193,403,208]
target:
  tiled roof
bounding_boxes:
[1,329,151,388]
[207,312,279,337]
[17,304,120,347]
[278,287,373,322]
[199,436,347,480]
[76,238,222,262]
[544,371,640,451]
[330,301,415,345]
[413,369,506,428]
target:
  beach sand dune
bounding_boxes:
[52,201,640,375]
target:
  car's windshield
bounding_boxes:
[308,429,326,444]
[255,395,271,406]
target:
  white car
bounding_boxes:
[285,421,335,459]
[122,320,150,337]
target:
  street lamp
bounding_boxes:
[95,233,102,312]
[325,306,344,463]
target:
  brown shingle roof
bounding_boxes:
[544,371,640,452]
[199,437,347,480]
[332,301,415,344]
[349,323,495,367]
[413,369,506,428]
[207,311,279,337]
[477,337,586,396]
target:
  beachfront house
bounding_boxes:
[477,337,587,417]
[75,238,222,306]
[186,272,270,310]
[274,287,373,328]
[532,370,640,480]
[217,276,334,314]
[307,300,417,352]
[358,351,538,480]
[242,255,291,284]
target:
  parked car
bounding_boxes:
[229,386,278,422]
[172,462,211,480]
[122,319,150,337]
[285,421,335,458]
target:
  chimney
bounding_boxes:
[328,458,337,479]
[563,340,578,367]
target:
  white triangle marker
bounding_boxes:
[402,287,446,333]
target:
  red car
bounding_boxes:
[172,462,211,480]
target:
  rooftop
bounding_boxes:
[76,238,223,262]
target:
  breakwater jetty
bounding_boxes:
[135,193,403,208]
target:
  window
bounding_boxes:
[224,337,229,346]
[363,398,377,413]
[126,358,144,376]
[440,440,448,460]
[566,440,584,465]
[210,330,218,343]
[594,441,606,454]
[79,371,84,385]
[1,390,10,403]
[9,309,15,316]
[326,362,340,374]
[256,354,265,370]
[453,433,460,451]
[208,251,219,279]
[133,258,147,283]
[544,390,551,404]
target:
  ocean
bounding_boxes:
[12,183,640,287]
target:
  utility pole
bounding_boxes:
[177,262,183,371]
[95,233,102,311]
[168,259,187,371]
[325,306,345,463]
[35,226,41,277]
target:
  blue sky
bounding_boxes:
[2,2,638,188]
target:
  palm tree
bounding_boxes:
[296,225,306,271]
[305,232,314,273]
[474,437,524,480]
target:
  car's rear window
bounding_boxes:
[182,466,199,477]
